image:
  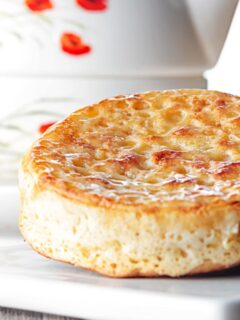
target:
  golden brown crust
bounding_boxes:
[23,89,240,209]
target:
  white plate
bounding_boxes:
[0,186,240,320]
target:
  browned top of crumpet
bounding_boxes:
[23,90,240,208]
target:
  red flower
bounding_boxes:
[38,121,56,134]
[76,0,107,11]
[25,0,53,12]
[60,33,91,56]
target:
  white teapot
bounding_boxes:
[0,0,237,110]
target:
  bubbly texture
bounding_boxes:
[28,89,240,205]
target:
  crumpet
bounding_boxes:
[19,90,240,277]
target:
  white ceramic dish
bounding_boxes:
[0,185,240,320]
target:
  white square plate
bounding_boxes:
[0,185,240,320]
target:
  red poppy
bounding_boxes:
[25,0,53,12]
[60,33,91,56]
[38,121,56,134]
[76,0,107,11]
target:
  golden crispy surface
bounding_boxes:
[25,89,240,207]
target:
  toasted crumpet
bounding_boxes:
[19,90,240,277]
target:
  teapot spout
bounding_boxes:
[186,0,238,67]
